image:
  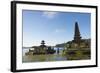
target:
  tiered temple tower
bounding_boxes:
[73,22,81,44]
[40,40,46,48]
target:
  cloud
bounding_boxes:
[42,11,58,19]
[55,29,66,33]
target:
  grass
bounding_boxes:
[64,49,91,60]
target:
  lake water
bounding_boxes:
[22,47,67,63]
[22,47,64,56]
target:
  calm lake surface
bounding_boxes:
[22,47,67,63]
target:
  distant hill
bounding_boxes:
[22,47,31,49]
[55,43,66,47]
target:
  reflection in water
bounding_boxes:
[22,47,90,63]
[22,47,67,63]
[23,54,67,63]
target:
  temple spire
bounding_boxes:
[40,40,46,48]
[74,22,81,43]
